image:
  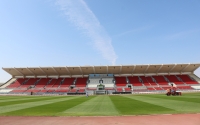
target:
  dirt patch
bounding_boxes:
[0,114,200,125]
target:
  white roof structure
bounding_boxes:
[2,63,200,78]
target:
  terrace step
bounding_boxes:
[0,78,17,88]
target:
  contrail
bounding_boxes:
[56,0,117,65]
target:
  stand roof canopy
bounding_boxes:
[2,63,200,78]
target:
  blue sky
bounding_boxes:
[0,0,200,82]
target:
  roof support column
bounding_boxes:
[39,67,47,78]
[93,66,96,74]
[156,64,163,75]
[26,67,35,78]
[180,63,190,74]
[106,65,108,74]
[144,64,150,75]
[65,66,71,77]
[131,65,136,76]
[52,67,60,77]
[14,67,24,78]
[79,66,83,77]
[119,65,122,76]
[168,64,177,75]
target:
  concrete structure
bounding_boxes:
[2,63,200,78]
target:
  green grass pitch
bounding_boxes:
[0,93,200,116]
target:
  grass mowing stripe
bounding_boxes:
[124,95,200,113]
[179,95,200,98]
[110,95,174,115]
[146,95,200,104]
[155,96,200,103]
[0,96,32,100]
[0,96,64,106]
[0,96,81,115]
[139,93,200,99]
[0,96,59,103]
[2,96,88,116]
[0,96,57,101]
[60,96,119,116]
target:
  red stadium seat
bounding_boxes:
[127,76,143,86]
[152,76,168,85]
[177,75,198,84]
[164,75,184,85]
[75,78,87,87]
[115,77,127,86]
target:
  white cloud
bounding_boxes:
[116,25,153,38]
[166,29,199,40]
[56,0,117,65]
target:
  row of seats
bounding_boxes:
[7,77,88,89]
[8,75,198,89]
[115,75,199,87]
[116,85,194,92]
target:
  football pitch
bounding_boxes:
[0,93,200,116]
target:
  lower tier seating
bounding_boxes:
[116,88,123,92]
[124,88,131,92]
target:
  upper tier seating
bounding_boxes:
[115,77,127,86]
[6,78,27,88]
[177,75,199,84]
[45,79,57,88]
[140,76,151,86]
[52,78,63,88]
[60,78,75,88]
[35,78,51,88]
[127,76,143,86]
[145,77,157,85]
[76,78,87,87]
[152,76,168,85]
[20,78,39,88]
[164,75,184,85]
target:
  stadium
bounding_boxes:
[1,63,200,95]
[1,0,200,125]
[1,63,200,125]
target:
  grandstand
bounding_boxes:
[0,63,200,95]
